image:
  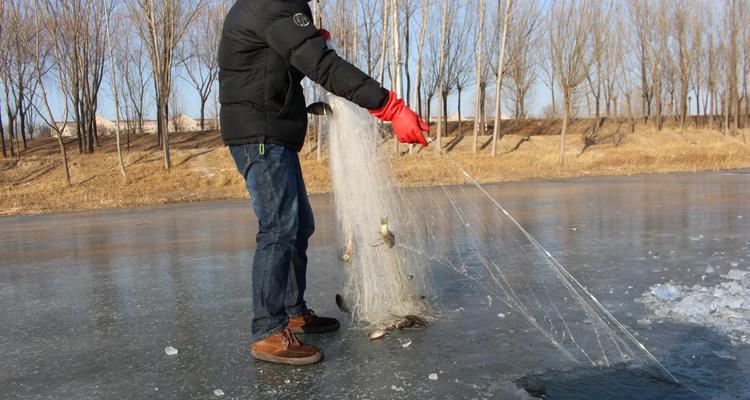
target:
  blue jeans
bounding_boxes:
[229,143,314,340]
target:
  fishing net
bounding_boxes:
[326,96,677,383]
[328,97,430,324]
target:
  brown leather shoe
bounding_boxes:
[251,328,323,366]
[287,310,341,334]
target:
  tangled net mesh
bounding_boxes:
[327,96,676,383]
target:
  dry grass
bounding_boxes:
[1,119,748,216]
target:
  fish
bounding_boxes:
[379,218,395,248]
[369,329,389,340]
[335,294,351,314]
[403,315,427,327]
[395,317,413,329]
[340,235,353,263]
[306,102,333,116]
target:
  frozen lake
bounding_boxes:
[1,171,749,399]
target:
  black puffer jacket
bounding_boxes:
[218,0,388,151]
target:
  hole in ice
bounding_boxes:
[516,365,688,399]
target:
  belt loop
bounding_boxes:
[259,143,265,156]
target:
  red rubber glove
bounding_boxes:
[369,90,430,147]
[319,29,331,42]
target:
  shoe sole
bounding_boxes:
[289,321,341,334]
[252,349,323,366]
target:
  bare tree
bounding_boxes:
[37,0,107,155]
[435,0,449,151]
[359,0,385,76]
[724,0,741,132]
[584,1,614,145]
[472,0,486,154]
[104,0,126,177]
[127,0,205,169]
[550,0,591,166]
[413,0,430,120]
[673,0,691,132]
[689,6,705,126]
[178,1,223,133]
[490,0,512,158]
[439,1,473,149]
[391,0,402,155]
[117,27,151,145]
[28,1,72,184]
[627,0,654,123]
[2,0,35,158]
[505,0,543,120]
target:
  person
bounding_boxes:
[218,0,429,366]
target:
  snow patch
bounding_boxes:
[638,270,750,344]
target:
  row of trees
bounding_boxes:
[322,0,749,163]
[2,0,749,178]
[1,0,225,179]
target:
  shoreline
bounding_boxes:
[2,167,747,219]
[2,126,749,217]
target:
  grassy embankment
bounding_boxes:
[1,117,748,216]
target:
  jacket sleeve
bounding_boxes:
[258,1,388,110]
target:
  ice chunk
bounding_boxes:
[164,346,178,356]
[674,297,713,317]
[730,261,739,267]
[713,350,737,360]
[497,313,506,319]
[401,340,412,348]
[213,389,224,397]
[650,284,682,300]
[640,275,750,345]
[428,373,439,381]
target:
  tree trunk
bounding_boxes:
[491,0,512,158]
[0,110,5,158]
[161,99,171,169]
[425,95,433,128]
[436,0,448,152]
[391,0,401,156]
[19,100,27,150]
[457,87,463,140]
[414,0,429,120]
[200,99,206,133]
[550,84,556,115]
[559,94,570,166]
[7,111,15,158]
[105,3,127,177]
[626,93,635,133]
[472,0,485,154]
[316,116,322,162]
[404,4,411,108]
[57,135,71,186]
[695,88,701,127]
[723,92,730,135]
[437,90,448,150]
[378,1,389,84]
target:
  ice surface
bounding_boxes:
[650,284,682,300]
[164,346,178,356]
[638,270,750,344]
[722,269,748,280]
